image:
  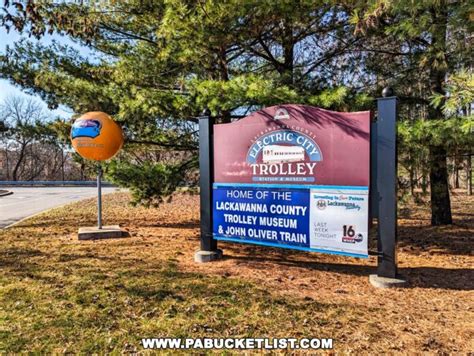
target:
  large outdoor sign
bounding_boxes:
[212,105,371,258]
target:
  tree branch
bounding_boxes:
[127,139,197,151]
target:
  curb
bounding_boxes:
[0,190,13,197]
[2,204,70,230]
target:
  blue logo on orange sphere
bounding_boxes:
[71,119,102,139]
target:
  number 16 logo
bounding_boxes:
[343,225,355,237]
[342,225,363,243]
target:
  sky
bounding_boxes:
[0,29,23,101]
[0,26,74,119]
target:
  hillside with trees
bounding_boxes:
[0,95,88,181]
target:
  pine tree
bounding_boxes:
[1,1,369,204]
[352,0,472,225]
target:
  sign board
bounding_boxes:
[212,105,371,258]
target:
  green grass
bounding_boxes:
[0,241,345,353]
[1,192,472,353]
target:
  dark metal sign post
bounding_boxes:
[194,110,223,263]
[369,88,407,287]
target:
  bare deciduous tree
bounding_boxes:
[0,95,84,181]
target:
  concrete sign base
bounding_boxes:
[78,225,130,240]
[369,274,407,288]
[194,249,223,263]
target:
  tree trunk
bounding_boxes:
[455,158,459,189]
[429,145,452,225]
[61,148,65,181]
[428,3,452,225]
[12,142,27,181]
[217,46,232,124]
[409,154,415,196]
[281,17,294,86]
[5,147,9,180]
[468,154,473,196]
[421,174,427,195]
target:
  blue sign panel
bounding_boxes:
[213,184,310,249]
[213,183,369,258]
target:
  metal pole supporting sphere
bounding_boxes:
[97,164,103,229]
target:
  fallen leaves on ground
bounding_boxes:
[0,190,472,353]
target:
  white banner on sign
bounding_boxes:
[309,189,369,256]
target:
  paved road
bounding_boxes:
[0,187,117,228]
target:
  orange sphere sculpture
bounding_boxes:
[71,112,124,161]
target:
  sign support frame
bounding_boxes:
[194,110,223,263]
[196,94,407,287]
[369,88,407,287]
[375,93,398,277]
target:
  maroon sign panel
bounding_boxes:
[213,105,371,186]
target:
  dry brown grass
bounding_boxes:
[0,191,472,353]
